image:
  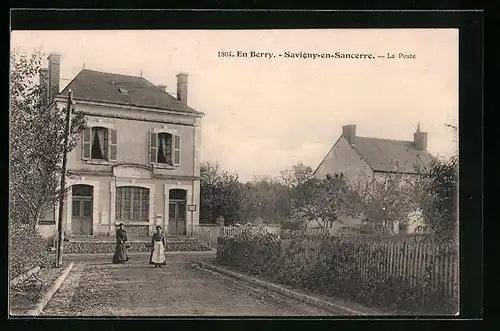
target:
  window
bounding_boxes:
[149,131,181,166]
[157,133,173,164]
[82,126,117,161]
[116,186,149,222]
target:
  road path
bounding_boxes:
[43,252,335,316]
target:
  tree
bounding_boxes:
[239,176,292,224]
[418,155,458,242]
[9,48,86,231]
[279,162,314,187]
[200,161,242,223]
[291,173,356,229]
[345,162,425,233]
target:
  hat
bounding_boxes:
[155,225,162,229]
[118,222,124,226]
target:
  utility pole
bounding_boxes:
[55,89,74,267]
[191,115,196,236]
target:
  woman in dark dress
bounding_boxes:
[149,225,167,267]
[112,223,129,263]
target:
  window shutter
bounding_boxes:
[149,132,157,164]
[110,129,117,161]
[82,127,91,160]
[173,134,181,166]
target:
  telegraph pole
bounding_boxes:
[55,89,73,267]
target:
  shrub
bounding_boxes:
[216,232,458,314]
[9,220,50,280]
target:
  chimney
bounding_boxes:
[413,123,428,150]
[342,124,356,144]
[157,84,167,92]
[176,72,188,105]
[38,68,49,102]
[47,52,61,102]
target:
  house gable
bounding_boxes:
[314,136,373,180]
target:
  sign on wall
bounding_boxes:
[113,165,152,179]
[188,205,197,212]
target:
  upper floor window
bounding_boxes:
[149,131,181,166]
[158,133,173,164]
[82,126,117,161]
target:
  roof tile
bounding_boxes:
[58,69,201,114]
[351,136,434,174]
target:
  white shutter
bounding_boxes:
[173,134,181,166]
[149,132,157,164]
[82,127,91,160]
[110,129,117,161]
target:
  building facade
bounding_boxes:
[38,53,204,239]
[312,123,434,234]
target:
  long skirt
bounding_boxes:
[149,241,166,265]
[112,243,129,263]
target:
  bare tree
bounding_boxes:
[345,162,425,233]
[291,173,356,229]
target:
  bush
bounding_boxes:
[216,232,458,314]
[9,220,50,280]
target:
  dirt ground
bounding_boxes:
[42,252,335,316]
[10,262,69,316]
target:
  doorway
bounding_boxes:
[168,189,186,235]
[72,184,93,235]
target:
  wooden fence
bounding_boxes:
[284,237,459,299]
[219,226,459,300]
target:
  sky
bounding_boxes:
[11,29,458,182]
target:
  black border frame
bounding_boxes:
[7,8,483,330]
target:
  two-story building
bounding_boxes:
[38,52,204,240]
[312,123,434,234]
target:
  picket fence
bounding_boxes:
[290,238,458,299]
[219,226,459,300]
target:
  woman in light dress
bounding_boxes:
[149,225,167,267]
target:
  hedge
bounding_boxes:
[9,221,50,280]
[216,230,458,314]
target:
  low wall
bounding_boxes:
[63,239,212,254]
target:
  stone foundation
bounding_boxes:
[63,239,212,254]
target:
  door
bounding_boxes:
[72,197,93,235]
[71,184,93,235]
[168,200,186,235]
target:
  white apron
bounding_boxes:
[151,241,166,264]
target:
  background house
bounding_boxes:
[312,123,434,234]
[38,52,204,240]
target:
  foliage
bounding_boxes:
[239,176,292,224]
[10,48,86,231]
[9,219,50,279]
[200,162,307,225]
[345,162,425,233]
[418,155,458,242]
[217,232,458,314]
[278,162,314,187]
[291,173,357,229]
[216,227,282,279]
[9,49,86,278]
[200,161,242,223]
